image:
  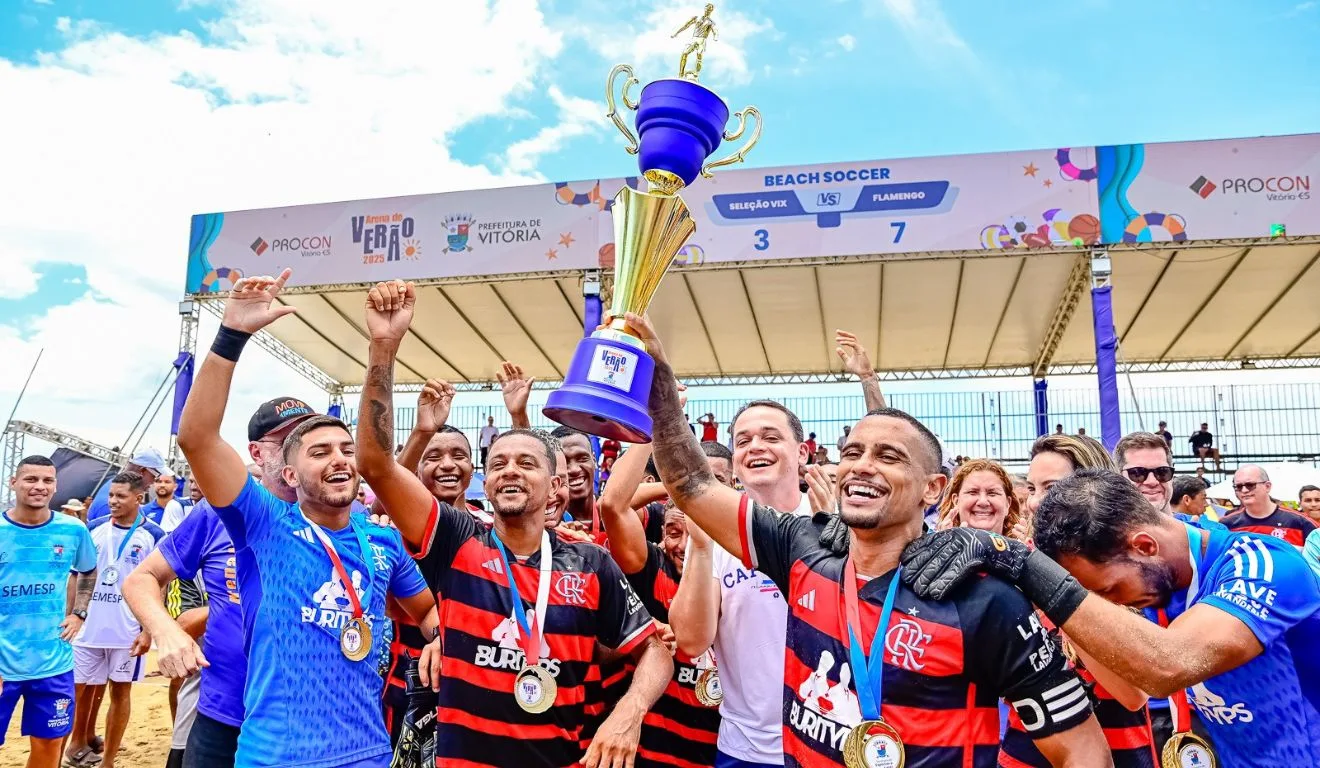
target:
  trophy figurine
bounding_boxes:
[543,3,761,443]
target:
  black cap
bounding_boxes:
[248,397,317,442]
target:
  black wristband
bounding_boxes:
[211,326,252,362]
[1019,549,1090,626]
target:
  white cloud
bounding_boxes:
[0,260,42,300]
[837,34,856,52]
[0,0,572,456]
[32,0,53,5]
[580,2,773,88]
[503,86,604,176]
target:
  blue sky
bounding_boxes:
[1,0,1319,453]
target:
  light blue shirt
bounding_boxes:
[0,511,98,680]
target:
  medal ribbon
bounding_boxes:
[1159,523,1206,734]
[491,530,552,666]
[304,514,375,621]
[113,514,144,564]
[842,560,902,722]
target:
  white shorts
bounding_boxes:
[73,646,146,685]
[171,671,202,749]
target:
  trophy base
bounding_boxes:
[543,333,656,443]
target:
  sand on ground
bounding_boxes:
[3,653,174,768]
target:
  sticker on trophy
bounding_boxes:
[514,664,557,714]
[101,566,120,586]
[340,616,373,662]
[586,346,638,392]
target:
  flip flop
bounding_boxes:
[62,747,102,768]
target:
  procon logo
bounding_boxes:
[252,235,332,257]
[1218,175,1311,201]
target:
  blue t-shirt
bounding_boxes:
[0,511,98,680]
[214,476,428,768]
[1168,522,1320,764]
[159,501,245,728]
[140,500,168,527]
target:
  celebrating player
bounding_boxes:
[0,455,99,768]
[356,279,672,768]
[628,311,1109,767]
[177,269,437,768]
[903,469,1320,765]
[125,396,319,768]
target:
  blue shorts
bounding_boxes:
[0,671,76,744]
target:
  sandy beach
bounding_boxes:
[3,654,174,768]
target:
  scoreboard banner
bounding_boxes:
[186,134,1320,294]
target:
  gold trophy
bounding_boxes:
[543,3,761,443]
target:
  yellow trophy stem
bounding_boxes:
[607,185,696,340]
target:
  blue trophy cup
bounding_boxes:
[542,5,761,443]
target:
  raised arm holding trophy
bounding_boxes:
[542,3,761,443]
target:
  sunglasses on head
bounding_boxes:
[1124,465,1174,483]
[1233,482,1262,493]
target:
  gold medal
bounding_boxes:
[514,663,557,714]
[695,667,723,707]
[842,720,905,768]
[340,616,373,662]
[1161,733,1216,768]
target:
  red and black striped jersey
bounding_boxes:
[739,500,1094,768]
[627,544,721,768]
[1221,505,1316,549]
[410,499,656,768]
[1000,664,1154,768]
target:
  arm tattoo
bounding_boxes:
[365,362,395,452]
[648,361,713,505]
[74,571,96,612]
[860,375,886,411]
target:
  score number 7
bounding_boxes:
[890,221,906,243]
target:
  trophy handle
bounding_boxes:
[701,106,762,178]
[606,64,641,156]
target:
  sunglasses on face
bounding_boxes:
[1233,482,1262,493]
[1124,466,1174,484]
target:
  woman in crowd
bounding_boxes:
[935,458,1029,541]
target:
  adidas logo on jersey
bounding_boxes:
[482,558,503,574]
[294,528,314,544]
[797,590,816,611]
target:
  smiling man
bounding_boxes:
[177,269,437,768]
[1221,464,1316,549]
[355,279,671,768]
[0,455,99,768]
[627,311,1108,767]
[1113,432,1174,514]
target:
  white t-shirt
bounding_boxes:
[76,515,165,649]
[160,499,189,533]
[478,425,499,448]
[709,492,811,764]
